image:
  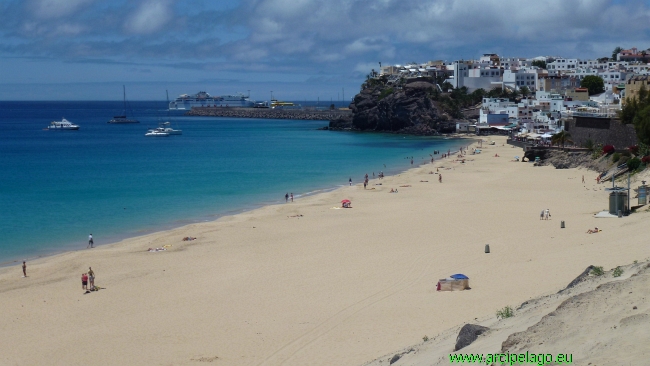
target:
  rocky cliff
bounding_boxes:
[329,81,455,135]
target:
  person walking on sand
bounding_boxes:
[81,273,88,290]
[22,261,26,277]
[438,174,442,183]
[88,267,95,290]
[285,193,289,202]
[290,193,293,202]
[349,177,352,186]
[87,234,94,248]
[582,175,585,184]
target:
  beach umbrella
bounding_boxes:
[450,274,469,280]
[341,199,351,203]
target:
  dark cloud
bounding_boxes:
[1,0,650,100]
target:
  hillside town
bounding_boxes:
[369,48,650,144]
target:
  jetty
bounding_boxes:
[185,107,351,121]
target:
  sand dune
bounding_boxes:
[364,261,650,366]
[1,135,648,365]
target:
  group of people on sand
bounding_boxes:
[81,267,95,291]
[539,209,551,220]
[285,192,294,202]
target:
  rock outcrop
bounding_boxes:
[454,324,489,351]
[329,82,450,135]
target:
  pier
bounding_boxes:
[185,107,352,121]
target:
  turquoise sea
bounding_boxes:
[0,101,467,264]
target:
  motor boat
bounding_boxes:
[48,118,79,130]
[145,129,170,137]
[158,121,182,135]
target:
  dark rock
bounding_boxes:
[389,354,401,364]
[454,324,489,351]
[338,83,444,135]
[558,266,594,294]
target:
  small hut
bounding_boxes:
[437,274,470,291]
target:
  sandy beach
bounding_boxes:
[1,135,649,366]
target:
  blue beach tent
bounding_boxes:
[450,274,469,280]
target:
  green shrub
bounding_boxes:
[378,88,394,100]
[612,153,621,163]
[627,157,642,171]
[496,306,514,319]
[613,266,624,277]
[422,335,429,342]
[590,266,604,276]
[621,151,632,157]
[584,139,595,152]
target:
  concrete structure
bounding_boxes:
[566,88,589,101]
[625,75,650,104]
[565,117,637,148]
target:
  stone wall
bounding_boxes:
[566,117,637,148]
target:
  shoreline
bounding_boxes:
[4,135,646,365]
[0,137,469,268]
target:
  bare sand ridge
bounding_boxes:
[1,136,648,365]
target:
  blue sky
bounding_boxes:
[1,0,649,101]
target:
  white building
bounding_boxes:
[547,58,578,71]
[502,69,538,90]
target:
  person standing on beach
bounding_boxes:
[349,178,352,186]
[81,273,88,290]
[88,267,95,290]
[582,175,585,184]
[439,174,442,183]
[22,261,26,277]
[285,193,289,202]
[87,234,93,248]
[290,193,293,202]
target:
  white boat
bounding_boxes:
[145,130,169,137]
[159,121,182,135]
[48,118,79,130]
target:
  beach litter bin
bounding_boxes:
[561,221,565,228]
[485,244,490,253]
[608,191,628,215]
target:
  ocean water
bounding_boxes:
[0,101,468,263]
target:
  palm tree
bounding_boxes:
[520,86,530,99]
[551,131,573,148]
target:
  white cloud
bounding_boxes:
[29,0,93,19]
[124,0,173,35]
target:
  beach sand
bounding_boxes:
[1,135,648,365]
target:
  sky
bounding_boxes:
[1,0,650,101]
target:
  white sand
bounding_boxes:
[1,135,648,365]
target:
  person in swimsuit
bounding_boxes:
[87,234,94,248]
[22,261,26,277]
[81,273,88,290]
[88,267,95,290]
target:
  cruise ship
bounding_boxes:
[168,91,254,110]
